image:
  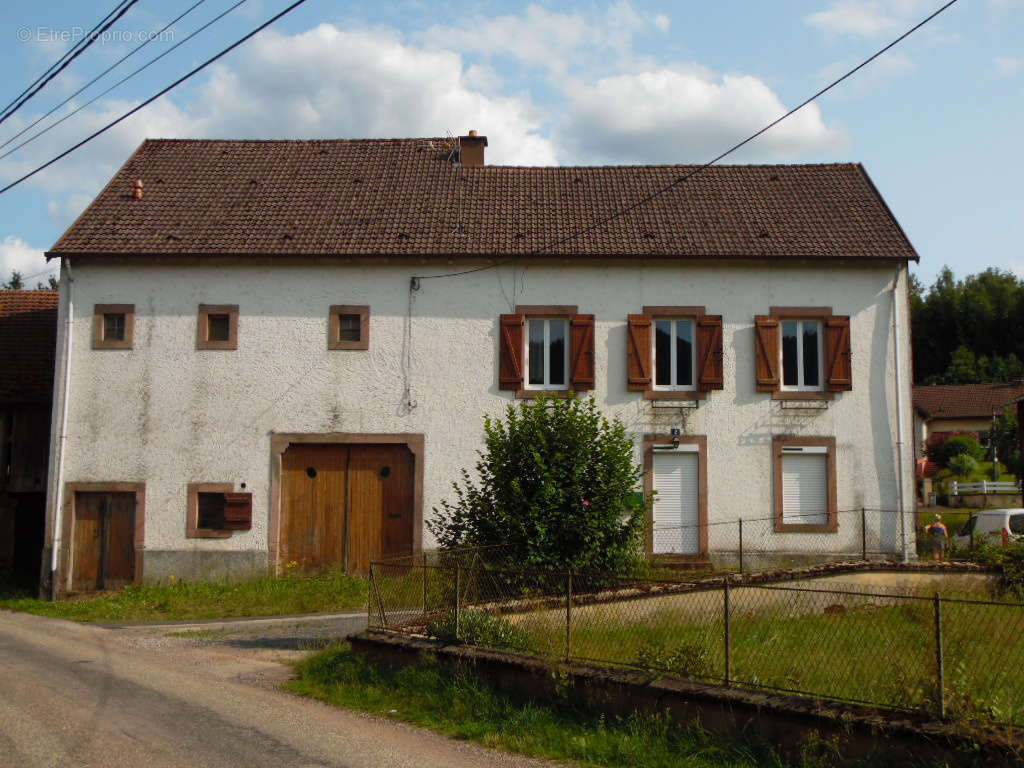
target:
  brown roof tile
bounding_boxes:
[47,138,918,262]
[0,290,59,404]
[912,383,1024,421]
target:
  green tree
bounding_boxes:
[948,453,979,479]
[2,270,25,289]
[428,395,648,577]
[937,435,986,467]
[992,407,1022,479]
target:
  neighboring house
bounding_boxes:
[912,382,1024,461]
[0,290,58,587]
[41,135,918,593]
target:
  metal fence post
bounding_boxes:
[934,592,945,718]
[724,578,732,686]
[454,564,462,640]
[861,506,867,561]
[565,568,573,662]
[422,552,428,619]
[738,518,744,574]
[369,562,387,628]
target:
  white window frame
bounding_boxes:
[651,317,697,392]
[524,317,570,390]
[779,319,824,392]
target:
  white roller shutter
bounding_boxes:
[652,452,700,554]
[782,453,828,525]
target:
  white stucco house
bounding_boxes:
[41,134,918,592]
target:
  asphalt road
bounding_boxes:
[0,610,559,768]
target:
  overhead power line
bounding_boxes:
[1,0,249,162]
[0,0,134,118]
[0,0,210,153]
[414,0,962,282]
[0,0,313,197]
[0,0,141,126]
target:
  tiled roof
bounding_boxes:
[912,383,1024,421]
[0,290,59,404]
[47,138,919,262]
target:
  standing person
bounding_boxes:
[926,513,949,561]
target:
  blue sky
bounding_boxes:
[0,0,1021,289]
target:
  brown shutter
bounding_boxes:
[627,314,652,390]
[569,314,595,391]
[499,314,525,390]
[697,314,724,391]
[223,492,252,531]
[825,315,852,391]
[754,315,780,392]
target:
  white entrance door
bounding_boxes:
[652,451,700,554]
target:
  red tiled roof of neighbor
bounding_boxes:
[912,383,1024,421]
[0,290,59,404]
[46,138,919,262]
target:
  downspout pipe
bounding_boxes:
[48,258,73,597]
[892,265,909,562]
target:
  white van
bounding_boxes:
[953,509,1024,548]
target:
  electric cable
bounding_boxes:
[1,0,141,125]
[0,0,313,197]
[0,0,135,118]
[412,0,962,282]
[1,0,249,162]
[0,0,209,153]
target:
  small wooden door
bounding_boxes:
[71,492,136,591]
[280,443,414,573]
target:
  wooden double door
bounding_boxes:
[280,443,414,573]
[71,491,136,591]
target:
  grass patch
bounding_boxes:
[165,629,232,639]
[0,569,367,623]
[506,590,1024,725]
[288,643,791,768]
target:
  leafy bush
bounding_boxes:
[428,395,648,578]
[427,608,535,652]
[924,430,978,463]
[634,640,710,679]
[948,453,980,479]
[936,435,986,467]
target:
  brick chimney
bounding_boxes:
[459,131,487,167]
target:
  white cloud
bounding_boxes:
[0,236,55,285]
[805,1,907,36]
[423,1,669,75]
[557,67,845,164]
[995,56,1022,75]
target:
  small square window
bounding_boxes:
[187,483,252,538]
[104,313,126,341]
[329,305,369,350]
[92,304,134,349]
[197,304,238,350]
[339,314,362,342]
[207,314,231,342]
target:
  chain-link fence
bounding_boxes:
[368,554,1024,727]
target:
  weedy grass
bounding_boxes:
[0,568,366,622]
[287,643,786,768]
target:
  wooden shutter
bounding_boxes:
[627,314,652,390]
[223,492,252,531]
[697,314,724,391]
[825,315,852,391]
[569,314,595,391]
[754,316,780,392]
[499,314,525,390]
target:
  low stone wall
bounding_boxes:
[350,629,1023,766]
[950,493,1023,509]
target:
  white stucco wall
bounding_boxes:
[47,258,915,569]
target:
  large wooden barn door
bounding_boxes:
[71,491,135,591]
[280,443,414,573]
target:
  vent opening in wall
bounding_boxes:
[306,467,317,479]
[380,466,391,478]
